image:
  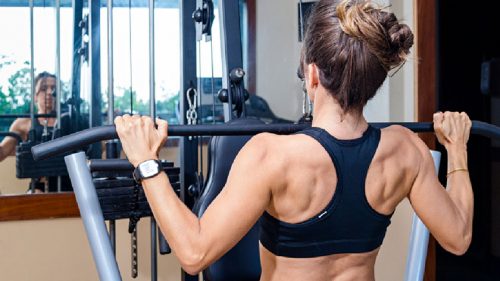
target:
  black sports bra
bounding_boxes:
[259,126,392,258]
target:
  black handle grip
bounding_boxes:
[0,132,23,143]
[158,230,172,255]
[31,121,500,161]
[89,159,134,172]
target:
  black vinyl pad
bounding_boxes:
[193,117,263,281]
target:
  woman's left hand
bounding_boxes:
[114,115,169,167]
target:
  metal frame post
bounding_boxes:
[404,150,441,281]
[70,0,83,132]
[55,0,61,129]
[88,0,102,159]
[29,0,36,142]
[106,0,117,255]
[180,0,199,211]
[218,0,245,121]
[65,152,122,281]
[180,1,200,280]
[107,0,114,125]
[148,1,158,280]
[55,0,62,192]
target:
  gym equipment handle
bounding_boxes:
[31,121,500,161]
[0,132,23,143]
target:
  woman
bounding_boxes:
[0,71,60,161]
[0,71,72,193]
[115,0,473,280]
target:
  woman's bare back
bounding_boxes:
[261,125,422,280]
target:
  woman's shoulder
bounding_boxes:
[246,132,313,161]
[379,124,431,164]
[10,117,31,130]
[380,124,422,145]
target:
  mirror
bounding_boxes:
[0,0,76,195]
[0,0,206,198]
[0,0,259,223]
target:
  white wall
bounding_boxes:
[255,0,304,121]
[0,218,182,281]
[0,156,31,195]
[256,1,416,280]
[256,0,415,123]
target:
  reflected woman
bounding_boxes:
[0,71,66,161]
[0,71,72,193]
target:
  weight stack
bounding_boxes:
[16,141,69,178]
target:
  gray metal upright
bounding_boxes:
[404,150,441,281]
[29,0,36,141]
[107,0,114,125]
[88,0,102,159]
[65,152,122,281]
[55,0,61,130]
[179,2,200,280]
[149,0,156,118]
[218,0,244,121]
[55,0,63,192]
[148,1,158,280]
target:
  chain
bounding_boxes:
[186,87,198,125]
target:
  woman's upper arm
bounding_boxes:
[196,134,279,263]
[407,136,461,248]
[0,119,26,159]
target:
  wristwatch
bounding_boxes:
[133,159,162,184]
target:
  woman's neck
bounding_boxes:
[36,110,56,127]
[311,89,368,139]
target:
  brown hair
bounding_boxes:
[34,71,57,95]
[301,0,414,113]
[35,71,56,88]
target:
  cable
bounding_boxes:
[128,0,133,114]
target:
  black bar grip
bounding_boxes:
[32,125,117,161]
[158,229,171,255]
[89,159,133,172]
[31,121,500,161]
[470,121,500,140]
[0,113,56,119]
[0,132,23,143]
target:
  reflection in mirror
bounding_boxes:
[0,0,196,197]
[0,0,76,195]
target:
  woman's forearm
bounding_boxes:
[141,172,206,274]
[445,146,474,252]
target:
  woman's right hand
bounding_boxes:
[433,111,472,150]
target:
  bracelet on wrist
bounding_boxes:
[446,168,468,177]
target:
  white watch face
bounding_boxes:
[139,160,160,178]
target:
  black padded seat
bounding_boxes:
[193,117,263,281]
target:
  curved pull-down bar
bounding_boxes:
[32,121,500,161]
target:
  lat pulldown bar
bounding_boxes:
[31,121,500,161]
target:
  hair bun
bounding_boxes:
[336,0,414,70]
[379,12,414,65]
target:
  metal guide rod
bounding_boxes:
[29,0,35,132]
[107,0,114,124]
[404,150,441,281]
[148,0,158,279]
[106,0,117,257]
[149,0,156,119]
[65,152,122,281]
[32,121,500,161]
[56,0,61,129]
[55,0,62,192]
